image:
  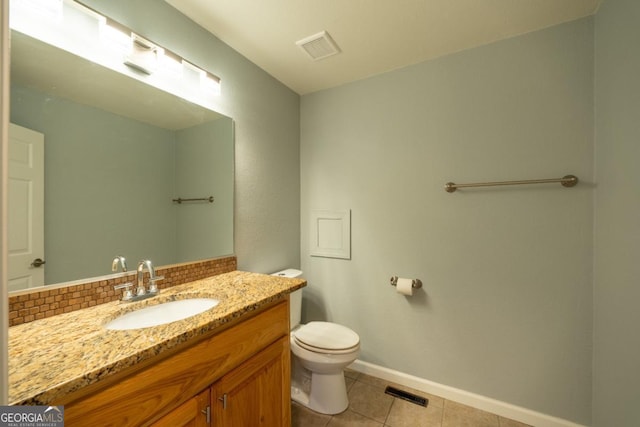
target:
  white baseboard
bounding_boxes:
[349,360,587,427]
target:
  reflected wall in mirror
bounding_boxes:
[9,28,234,291]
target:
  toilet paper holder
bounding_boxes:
[390,276,422,289]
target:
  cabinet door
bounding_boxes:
[212,337,290,426]
[152,388,211,427]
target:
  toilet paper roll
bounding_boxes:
[396,278,414,296]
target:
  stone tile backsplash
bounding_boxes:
[8,256,237,327]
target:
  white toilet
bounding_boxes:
[272,269,360,415]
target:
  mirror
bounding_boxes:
[8,29,234,292]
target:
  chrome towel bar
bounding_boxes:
[172,196,214,204]
[444,174,578,193]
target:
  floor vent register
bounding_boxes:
[384,386,429,407]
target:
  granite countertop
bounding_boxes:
[8,271,305,405]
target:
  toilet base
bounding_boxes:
[291,371,349,415]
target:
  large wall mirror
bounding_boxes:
[8,2,234,292]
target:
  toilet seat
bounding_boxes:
[293,321,360,354]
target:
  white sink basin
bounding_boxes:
[105,298,219,330]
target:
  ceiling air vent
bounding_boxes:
[296,30,341,61]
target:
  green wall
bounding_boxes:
[301,18,594,424]
[175,118,234,262]
[593,0,640,425]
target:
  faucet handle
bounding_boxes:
[148,275,164,294]
[114,282,134,301]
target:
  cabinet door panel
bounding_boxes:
[152,388,210,427]
[212,337,290,426]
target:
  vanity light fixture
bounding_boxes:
[19,0,63,21]
[99,18,161,77]
[158,48,184,79]
[202,73,222,95]
[12,0,222,98]
[124,34,159,75]
[99,17,133,55]
[77,0,221,94]
[183,59,221,95]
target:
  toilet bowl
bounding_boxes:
[290,321,360,414]
[271,269,360,415]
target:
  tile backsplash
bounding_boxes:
[8,256,237,327]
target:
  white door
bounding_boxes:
[8,123,45,291]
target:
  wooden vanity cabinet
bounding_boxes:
[61,299,291,426]
[211,336,289,426]
[152,388,210,427]
[152,337,290,427]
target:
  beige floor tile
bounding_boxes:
[345,368,360,380]
[327,409,384,427]
[292,370,528,427]
[442,400,500,427]
[355,373,391,390]
[356,374,445,409]
[346,375,356,392]
[385,398,443,427]
[347,381,394,423]
[498,416,533,427]
[291,402,332,427]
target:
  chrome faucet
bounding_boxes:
[113,258,163,302]
[111,255,128,272]
[136,259,163,297]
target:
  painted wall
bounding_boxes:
[301,18,594,424]
[175,118,234,262]
[593,0,640,425]
[82,0,301,274]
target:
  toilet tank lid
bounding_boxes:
[271,268,303,278]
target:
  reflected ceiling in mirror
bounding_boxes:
[8,5,233,293]
[11,31,224,129]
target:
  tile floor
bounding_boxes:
[291,369,532,427]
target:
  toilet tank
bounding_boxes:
[271,269,303,330]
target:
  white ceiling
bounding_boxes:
[166,0,601,95]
